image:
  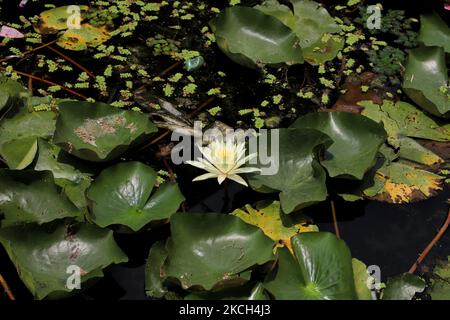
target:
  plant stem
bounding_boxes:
[0,67,88,100]
[0,273,15,300]
[0,39,58,63]
[331,199,341,239]
[47,46,95,78]
[408,207,450,274]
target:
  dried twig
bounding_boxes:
[0,39,58,63]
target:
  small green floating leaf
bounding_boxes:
[264,232,357,300]
[87,162,185,231]
[0,221,128,299]
[429,257,450,300]
[145,240,169,299]
[53,101,157,162]
[162,212,275,291]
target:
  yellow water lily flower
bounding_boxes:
[186,137,261,186]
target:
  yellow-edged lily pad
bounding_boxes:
[36,5,89,34]
[232,201,318,253]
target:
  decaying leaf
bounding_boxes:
[366,161,444,204]
[57,24,111,51]
[232,201,318,252]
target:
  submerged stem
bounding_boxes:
[0,273,15,300]
[331,200,341,239]
[408,207,450,274]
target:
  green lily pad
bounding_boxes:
[145,240,169,299]
[249,128,332,214]
[34,139,92,209]
[429,257,450,300]
[291,112,386,180]
[382,273,425,300]
[87,162,184,231]
[256,0,342,64]
[36,5,89,34]
[0,110,56,146]
[403,46,450,118]
[289,0,341,48]
[264,232,357,300]
[352,258,373,300]
[0,74,27,113]
[185,283,267,300]
[0,170,83,227]
[210,6,304,69]
[232,200,318,253]
[53,101,157,162]
[0,136,37,170]
[0,222,128,299]
[162,212,275,291]
[417,13,450,53]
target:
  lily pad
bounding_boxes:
[0,170,83,227]
[87,162,184,231]
[249,128,332,214]
[162,212,275,291]
[256,0,342,64]
[36,5,89,34]
[210,6,304,69]
[428,257,450,300]
[417,13,450,53]
[0,222,128,299]
[232,200,318,253]
[0,110,56,146]
[402,46,450,118]
[264,232,357,300]
[367,161,444,203]
[292,112,386,180]
[0,136,37,170]
[145,240,169,299]
[53,101,157,162]
[34,139,92,208]
[57,24,111,51]
[185,283,267,300]
[359,100,449,166]
[0,74,27,113]
[352,258,373,300]
[382,273,425,300]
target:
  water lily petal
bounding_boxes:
[227,174,248,187]
[192,173,218,182]
[232,167,261,174]
[217,175,226,184]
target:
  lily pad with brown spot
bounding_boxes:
[53,101,157,162]
[57,24,111,51]
[232,201,318,253]
[36,5,89,34]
